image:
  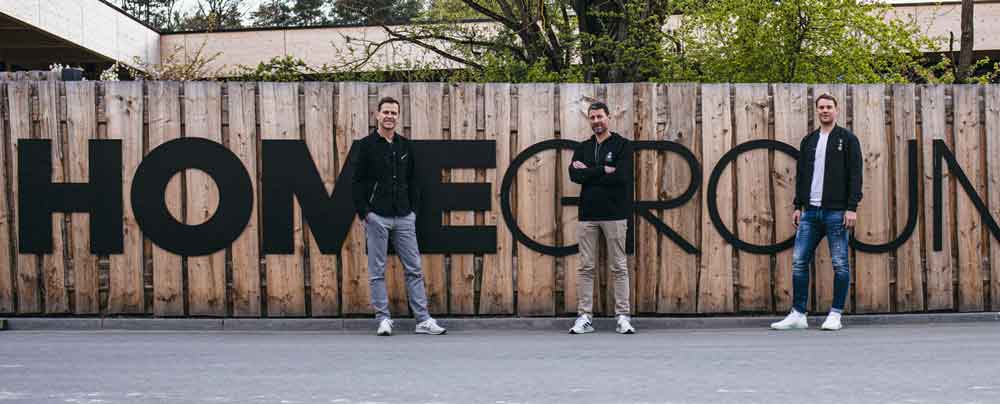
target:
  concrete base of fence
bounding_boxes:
[2,313,998,331]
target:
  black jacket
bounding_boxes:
[794,125,863,211]
[351,130,421,219]
[568,132,634,221]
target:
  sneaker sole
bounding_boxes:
[617,329,635,334]
[415,329,447,335]
[770,325,809,330]
[821,326,842,331]
[568,328,594,334]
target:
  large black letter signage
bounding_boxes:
[131,138,253,256]
[19,139,122,254]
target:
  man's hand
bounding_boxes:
[844,211,857,229]
[792,209,801,228]
[604,165,616,174]
[572,161,588,169]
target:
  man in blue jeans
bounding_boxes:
[352,96,446,336]
[771,93,863,331]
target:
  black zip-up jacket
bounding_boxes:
[568,132,634,221]
[794,125,863,211]
[351,130,421,219]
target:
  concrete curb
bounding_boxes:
[2,312,998,331]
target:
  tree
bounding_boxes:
[252,0,330,27]
[673,0,933,83]
[175,0,245,31]
[251,0,295,27]
[340,0,681,82]
[115,0,182,30]
[339,0,935,84]
[329,0,423,25]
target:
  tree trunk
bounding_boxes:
[957,0,974,81]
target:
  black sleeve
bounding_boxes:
[793,136,806,209]
[569,143,602,184]
[595,140,633,186]
[351,139,370,220]
[408,141,422,216]
[847,135,863,211]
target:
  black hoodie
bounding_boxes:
[568,132,634,221]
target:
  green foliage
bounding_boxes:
[914,56,1000,84]
[329,0,423,25]
[251,0,330,27]
[173,0,244,31]
[669,0,933,83]
[419,0,485,21]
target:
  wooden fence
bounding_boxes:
[0,71,63,81]
[0,81,998,317]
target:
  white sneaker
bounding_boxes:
[821,312,843,331]
[770,310,808,330]
[415,318,447,335]
[616,315,636,334]
[376,318,393,336]
[569,314,594,334]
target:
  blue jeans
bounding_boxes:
[791,207,851,314]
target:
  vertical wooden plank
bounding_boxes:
[408,83,448,314]
[449,83,477,315]
[337,82,372,315]
[891,84,924,312]
[303,82,339,316]
[558,83,597,315]
[953,85,985,312]
[698,84,734,313]
[516,83,556,316]
[809,84,848,313]
[106,81,144,314]
[226,82,261,317]
[481,83,514,315]
[37,81,69,313]
[7,81,40,313]
[733,84,772,312]
[853,84,892,313]
[986,84,1000,311]
[65,82,100,315]
[183,81,226,316]
[259,82,306,316]
[772,84,809,312]
[658,84,700,314]
[373,83,410,317]
[631,83,659,314]
[921,84,954,310]
[605,83,635,314]
[145,82,184,316]
[0,82,12,314]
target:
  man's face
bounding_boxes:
[377,102,399,131]
[589,108,609,135]
[816,99,838,125]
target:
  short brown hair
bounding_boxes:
[815,93,838,108]
[377,96,400,111]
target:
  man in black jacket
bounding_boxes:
[352,97,445,336]
[567,102,635,334]
[772,93,863,332]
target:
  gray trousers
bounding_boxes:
[364,212,430,322]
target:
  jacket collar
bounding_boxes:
[589,131,620,144]
[370,129,402,144]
